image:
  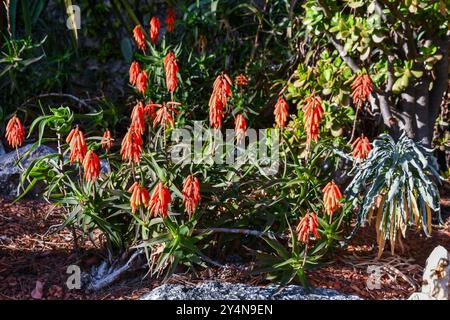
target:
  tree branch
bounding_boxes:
[428,31,450,139]
[316,0,360,73]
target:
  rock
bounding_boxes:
[0,144,56,198]
[408,245,450,300]
[140,281,362,300]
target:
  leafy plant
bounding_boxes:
[346,133,442,256]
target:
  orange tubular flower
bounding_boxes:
[131,101,146,135]
[144,103,157,121]
[120,127,143,164]
[66,127,87,164]
[164,51,179,93]
[235,114,247,142]
[166,7,176,32]
[5,116,25,148]
[152,102,180,129]
[150,17,160,44]
[322,180,343,219]
[302,93,324,147]
[136,71,148,94]
[208,73,232,129]
[351,74,373,108]
[128,182,150,214]
[235,74,248,87]
[129,61,141,85]
[133,25,146,51]
[149,181,172,219]
[274,97,289,128]
[182,175,201,218]
[296,212,320,244]
[101,129,113,150]
[83,150,101,182]
[352,134,372,160]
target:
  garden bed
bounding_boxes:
[1,189,449,300]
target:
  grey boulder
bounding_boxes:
[140,281,362,300]
[0,144,56,198]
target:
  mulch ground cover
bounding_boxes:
[1,185,449,300]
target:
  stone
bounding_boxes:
[140,281,362,300]
[408,245,450,300]
[0,144,56,198]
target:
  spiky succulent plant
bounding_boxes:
[346,133,442,256]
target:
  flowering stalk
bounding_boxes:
[235,114,247,143]
[149,17,160,44]
[133,25,146,51]
[182,175,201,218]
[129,61,141,85]
[101,129,113,150]
[5,115,25,149]
[136,71,148,94]
[209,73,232,129]
[128,182,150,214]
[273,97,289,129]
[66,126,87,164]
[83,150,101,182]
[166,7,176,32]
[120,127,143,164]
[322,180,343,222]
[302,93,323,151]
[131,101,146,135]
[164,51,179,93]
[296,212,320,244]
[351,134,372,160]
[149,181,171,219]
[351,73,373,109]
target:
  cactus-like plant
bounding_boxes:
[346,133,442,256]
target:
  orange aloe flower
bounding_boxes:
[302,93,323,148]
[165,7,176,32]
[322,180,343,218]
[5,115,25,148]
[101,129,113,150]
[235,114,247,142]
[131,101,146,135]
[351,74,373,108]
[83,150,101,182]
[128,182,150,214]
[274,97,289,128]
[66,127,87,164]
[149,17,160,44]
[164,51,179,93]
[151,101,180,129]
[133,25,146,51]
[208,73,232,129]
[352,134,372,160]
[120,127,143,164]
[235,74,248,87]
[296,212,320,244]
[149,181,171,219]
[136,71,148,94]
[129,61,141,85]
[144,103,157,121]
[182,175,201,218]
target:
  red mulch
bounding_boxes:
[1,186,450,300]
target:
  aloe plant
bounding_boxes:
[346,133,442,256]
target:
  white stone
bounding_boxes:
[409,245,450,300]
